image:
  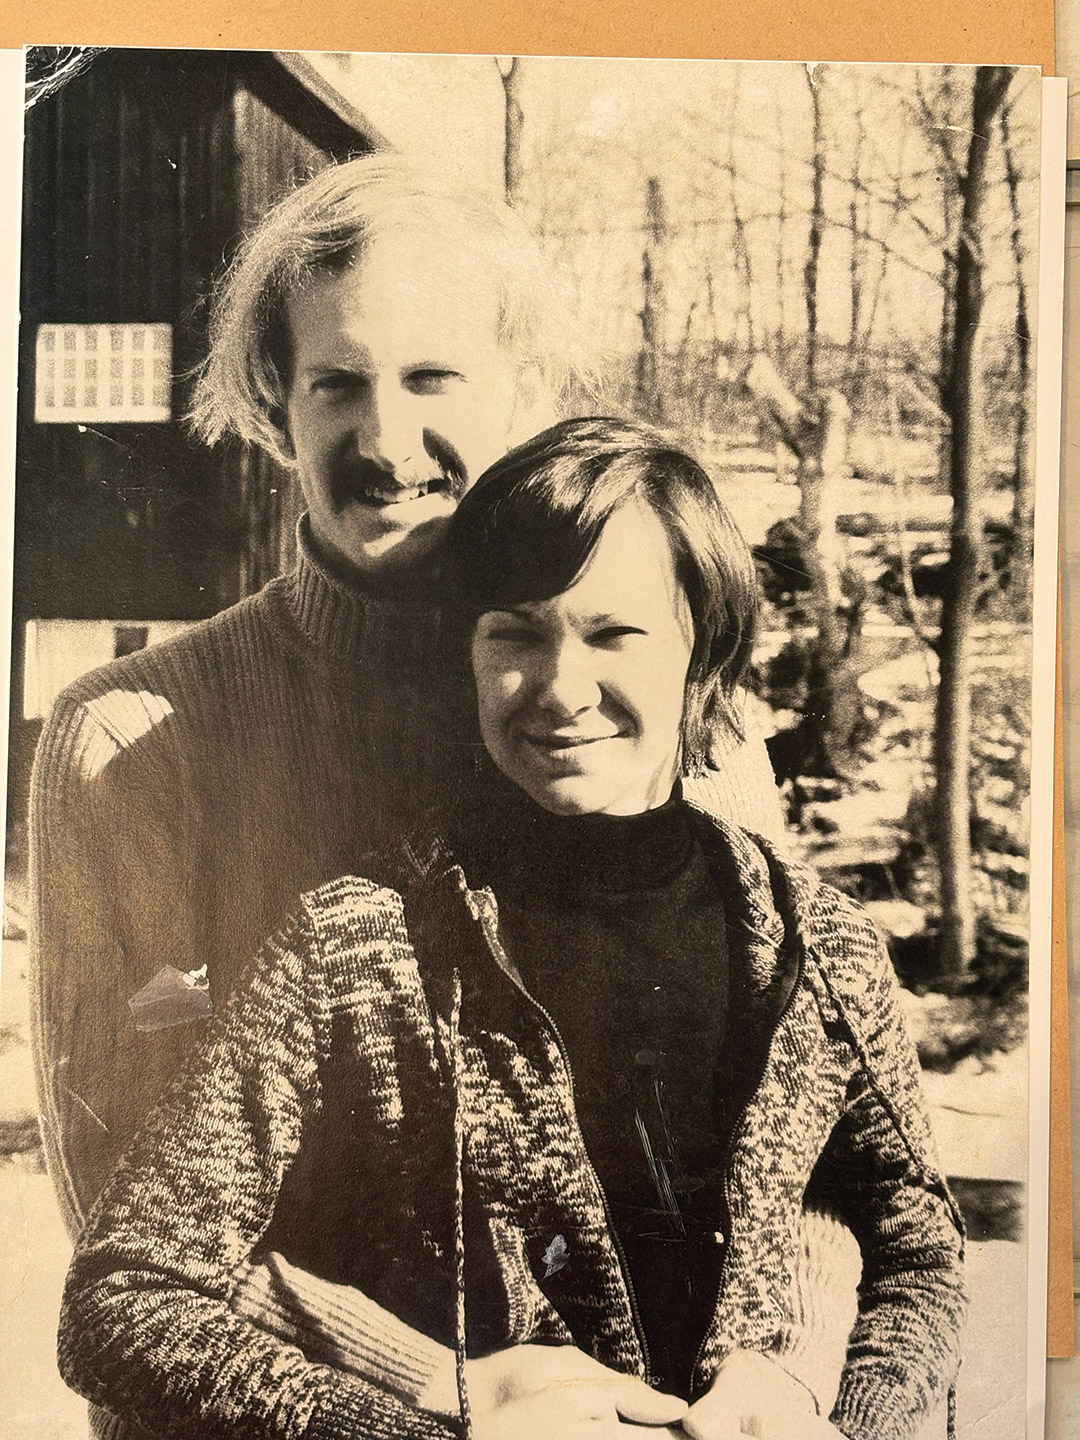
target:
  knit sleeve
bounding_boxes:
[812,928,967,1440]
[58,909,458,1440]
[29,686,211,1236]
[231,1252,453,1407]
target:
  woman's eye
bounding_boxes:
[483,627,538,646]
[590,626,646,647]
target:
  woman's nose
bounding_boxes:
[532,640,601,718]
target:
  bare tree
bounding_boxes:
[496,57,524,206]
[1000,99,1034,620]
[846,108,866,371]
[934,64,1014,980]
[745,352,865,777]
[921,69,965,405]
[635,176,669,424]
[766,69,865,777]
[804,69,825,392]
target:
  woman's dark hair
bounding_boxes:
[442,416,760,774]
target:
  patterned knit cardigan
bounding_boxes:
[59,813,966,1440]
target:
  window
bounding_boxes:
[35,323,172,422]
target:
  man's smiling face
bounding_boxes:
[283,228,525,585]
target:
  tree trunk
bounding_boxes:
[748,70,863,778]
[934,65,1013,982]
[798,391,866,774]
[635,176,668,424]
[1001,103,1033,620]
[935,69,961,409]
[498,57,523,206]
[745,355,864,776]
[804,70,825,391]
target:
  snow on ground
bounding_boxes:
[0,1170,88,1440]
[918,1039,1029,1184]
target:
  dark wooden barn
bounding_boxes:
[10,47,373,827]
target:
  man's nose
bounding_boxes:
[358,382,423,474]
[532,639,600,718]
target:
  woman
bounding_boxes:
[59,418,965,1440]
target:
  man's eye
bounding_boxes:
[312,372,362,395]
[407,369,464,395]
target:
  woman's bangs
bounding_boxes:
[462,474,605,613]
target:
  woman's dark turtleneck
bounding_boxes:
[454,764,732,1399]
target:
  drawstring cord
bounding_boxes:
[403,852,476,1439]
[448,967,472,1438]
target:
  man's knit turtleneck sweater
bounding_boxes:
[458,773,733,1398]
[31,519,445,1236]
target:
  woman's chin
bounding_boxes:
[498,770,609,817]
[506,772,654,818]
[531,788,600,817]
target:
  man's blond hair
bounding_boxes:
[189,154,587,464]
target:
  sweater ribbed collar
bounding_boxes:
[455,760,695,898]
[281,516,444,683]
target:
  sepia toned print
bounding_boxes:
[1,48,1048,1439]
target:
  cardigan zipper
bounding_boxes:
[468,891,655,1387]
[526,993,656,1388]
[689,939,808,1396]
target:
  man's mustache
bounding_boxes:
[329,434,470,508]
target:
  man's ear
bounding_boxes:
[508,365,558,446]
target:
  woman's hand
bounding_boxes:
[421,1343,688,1438]
[681,1349,845,1440]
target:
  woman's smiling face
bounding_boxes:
[470,500,695,816]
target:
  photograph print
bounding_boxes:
[0,46,1053,1440]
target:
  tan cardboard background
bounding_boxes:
[0,0,1057,68]
[0,0,1067,1358]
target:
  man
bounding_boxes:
[32,155,785,1436]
